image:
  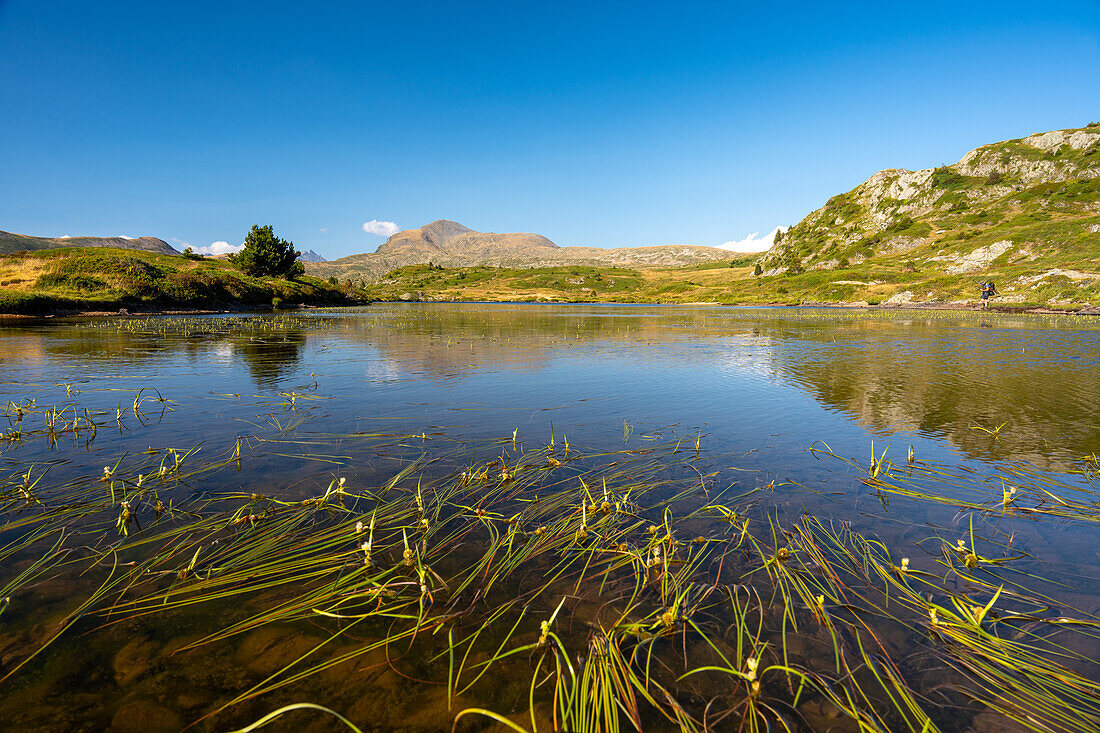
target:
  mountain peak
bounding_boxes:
[375,220,560,257]
[421,220,474,245]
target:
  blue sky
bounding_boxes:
[2,1,1098,258]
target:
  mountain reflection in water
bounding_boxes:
[2,305,1097,466]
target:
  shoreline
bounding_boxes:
[4,298,1097,319]
[357,297,1100,316]
[0,301,366,320]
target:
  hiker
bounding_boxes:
[980,280,997,308]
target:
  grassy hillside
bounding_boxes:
[358,253,1099,310]
[0,248,358,314]
[756,124,1100,306]
[356,259,774,304]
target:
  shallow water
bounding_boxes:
[1,304,1098,732]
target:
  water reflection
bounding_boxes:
[754,315,1100,465]
[1,306,1097,466]
[233,330,306,387]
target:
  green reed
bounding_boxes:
[1,372,1099,732]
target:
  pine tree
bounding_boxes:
[230,225,303,278]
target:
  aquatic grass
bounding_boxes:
[229,703,366,733]
[1,353,1100,733]
[776,511,1100,732]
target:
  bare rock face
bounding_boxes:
[1023,129,1100,151]
[939,240,1014,274]
[883,290,915,304]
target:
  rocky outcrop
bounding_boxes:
[933,240,1015,274]
[955,129,1100,185]
[762,124,1100,270]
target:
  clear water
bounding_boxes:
[1,304,1098,731]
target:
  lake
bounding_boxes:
[1,304,1098,732]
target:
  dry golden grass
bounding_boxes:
[0,257,48,290]
[643,266,755,287]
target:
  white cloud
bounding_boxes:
[59,235,71,239]
[193,241,244,256]
[319,227,328,233]
[117,235,134,240]
[169,235,242,256]
[362,219,399,237]
[716,226,787,253]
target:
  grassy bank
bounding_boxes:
[359,252,1100,310]
[0,247,361,315]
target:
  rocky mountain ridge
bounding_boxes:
[306,220,735,281]
[0,230,179,256]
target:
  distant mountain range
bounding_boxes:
[0,230,179,255]
[0,230,334,264]
[305,220,735,281]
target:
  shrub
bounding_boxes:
[931,165,966,189]
[753,263,763,276]
[775,246,805,275]
[886,216,914,234]
[271,297,283,309]
[34,273,108,292]
[181,247,204,261]
[163,272,222,304]
[985,170,1004,185]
